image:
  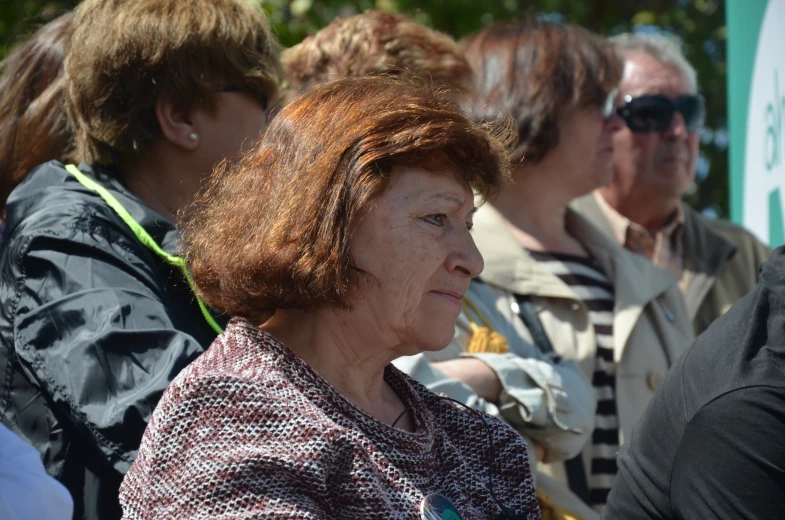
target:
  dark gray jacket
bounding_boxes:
[604,246,785,519]
[0,161,223,519]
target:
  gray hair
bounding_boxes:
[609,32,698,93]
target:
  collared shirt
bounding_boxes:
[594,192,686,288]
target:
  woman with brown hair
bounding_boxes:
[283,12,595,501]
[120,76,541,520]
[0,12,73,222]
[455,20,695,517]
[0,0,280,518]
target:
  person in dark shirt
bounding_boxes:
[604,247,785,519]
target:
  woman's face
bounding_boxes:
[350,165,483,355]
[553,104,623,195]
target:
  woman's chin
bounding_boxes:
[414,330,457,353]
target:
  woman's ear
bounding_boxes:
[155,97,200,150]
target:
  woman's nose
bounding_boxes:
[448,233,484,278]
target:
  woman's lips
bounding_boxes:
[429,290,464,306]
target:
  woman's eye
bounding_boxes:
[424,214,446,227]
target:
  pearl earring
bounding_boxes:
[188,132,198,142]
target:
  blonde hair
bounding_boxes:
[282,10,471,102]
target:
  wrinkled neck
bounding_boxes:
[262,308,408,425]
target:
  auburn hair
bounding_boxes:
[0,13,73,216]
[462,20,622,164]
[183,76,514,324]
[282,10,472,103]
[65,0,281,167]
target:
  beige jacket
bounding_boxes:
[395,278,595,461]
[471,204,694,496]
[394,274,601,520]
[572,194,772,335]
[399,204,694,518]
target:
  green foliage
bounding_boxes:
[0,0,730,216]
[0,0,76,59]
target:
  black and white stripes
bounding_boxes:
[529,250,619,513]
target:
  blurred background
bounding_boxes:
[0,0,728,217]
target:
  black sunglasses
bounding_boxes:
[616,94,706,133]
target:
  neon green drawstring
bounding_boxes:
[65,164,223,335]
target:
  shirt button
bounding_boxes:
[647,372,663,392]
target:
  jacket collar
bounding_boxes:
[572,192,738,320]
[569,192,616,241]
[472,203,573,299]
[83,163,181,255]
[474,202,677,305]
[6,161,180,255]
[474,202,680,358]
[680,204,737,318]
[681,204,737,276]
[571,192,737,277]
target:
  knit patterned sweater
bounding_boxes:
[119,318,541,519]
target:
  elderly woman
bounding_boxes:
[283,11,595,506]
[0,0,279,518]
[119,76,541,520]
[450,21,696,517]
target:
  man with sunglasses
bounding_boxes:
[572,32,770,337]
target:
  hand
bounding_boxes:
[432,357,503,402]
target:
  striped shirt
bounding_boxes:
[529,250,619,513]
